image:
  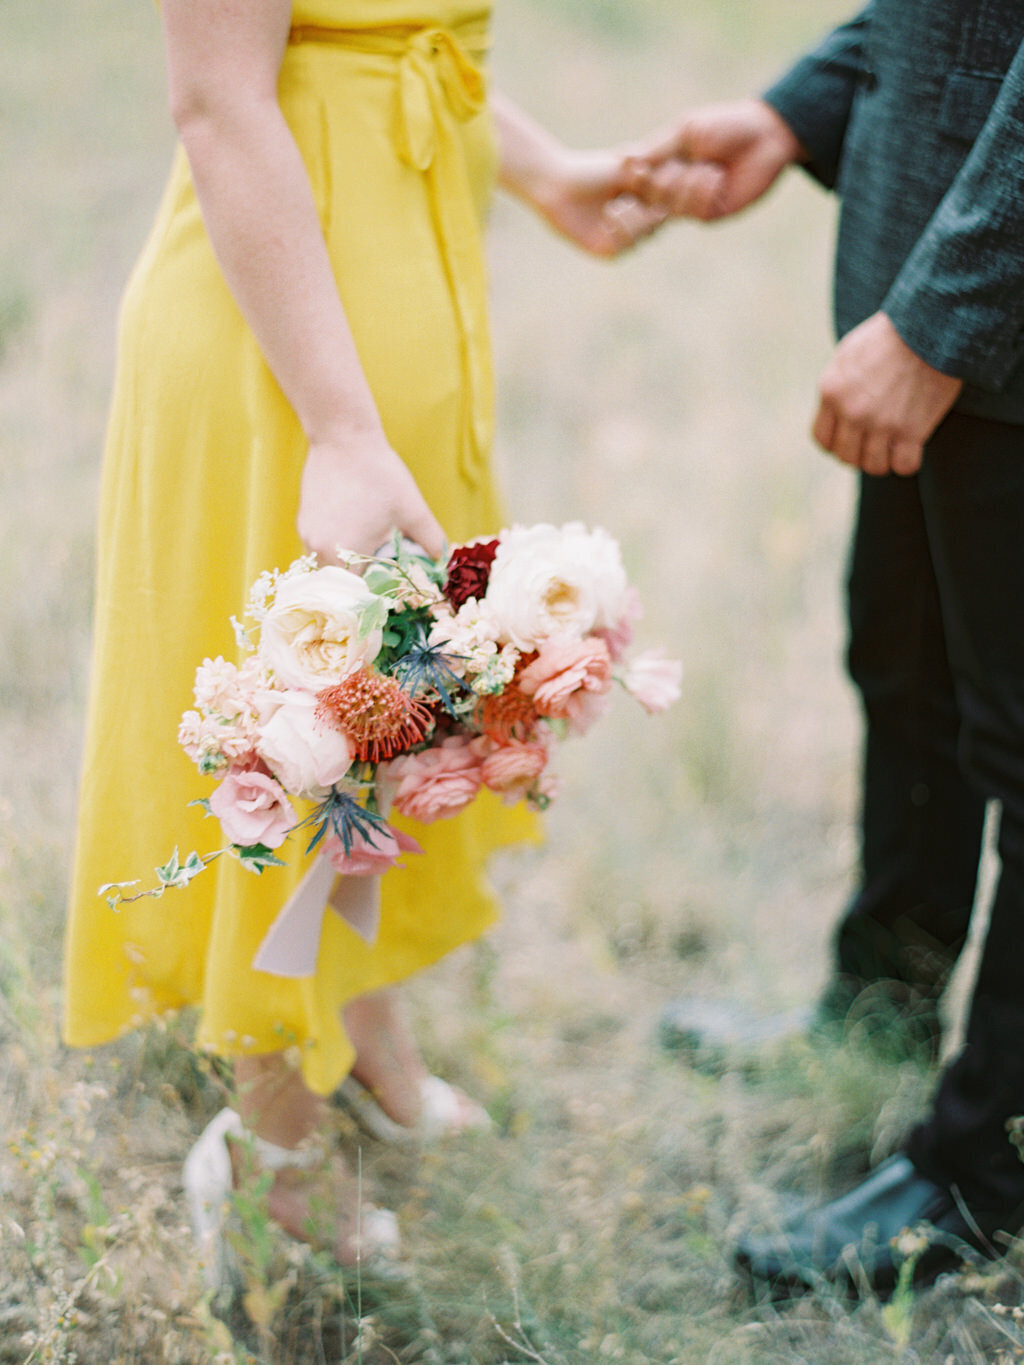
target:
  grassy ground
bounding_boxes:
[2,1,1023,1361]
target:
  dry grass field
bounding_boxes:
[2,1,1022,1361]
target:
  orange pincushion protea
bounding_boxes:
[474,682,542,745]
[316,668,433,763]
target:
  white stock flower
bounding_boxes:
[484,522,629,650]
[257,565,382,692]
[256,689,353,797]
[429,599,504,677]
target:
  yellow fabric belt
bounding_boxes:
[288,21,494,489]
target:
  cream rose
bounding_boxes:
[256,689,354,798]
[484,522,629,650]
[257,565,382,692]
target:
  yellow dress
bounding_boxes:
[63,0,535,1096]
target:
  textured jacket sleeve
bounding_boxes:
[762,7,872,190]
[883,41,1024,390]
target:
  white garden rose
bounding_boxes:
[256,689,354,798]
[257,565,382,692]
[484,523,629,650]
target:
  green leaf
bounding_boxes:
[156,848,207,889]
[357,594,391,639]
[236,844,287,875]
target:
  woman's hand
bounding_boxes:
[493,92,665,258]
[298,431,446,563]
[533,149,668,258]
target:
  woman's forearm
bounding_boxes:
[163,1,382,447]
[492,90,567,212]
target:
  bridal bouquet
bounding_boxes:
[103,524,680,972]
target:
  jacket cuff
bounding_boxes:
[884,278,1024,393]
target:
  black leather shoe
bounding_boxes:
[734,1154,1006,1297]
[658,981,942,1069]
[657,997,811,1072]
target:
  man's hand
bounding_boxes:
[623,99,805,221]
[813,314,964,476]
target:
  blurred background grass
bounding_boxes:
[1,1,1018,1362]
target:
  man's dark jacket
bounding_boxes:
[765,0,1024,424]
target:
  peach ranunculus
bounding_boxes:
[385,737,485,823]
[518,635,614,729]
[256,688,354,797]
[473,736,550,805]
[483,522,629,650]
[257,565,382,693]
[623,650,683,714]
[209,768,294,849]
[323,823,424,876]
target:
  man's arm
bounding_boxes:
[762,5,872,190]
[882,40,1024,393]
[621,9,870,221]
[815,29,1024,476]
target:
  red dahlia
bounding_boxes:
[444,539,500,610]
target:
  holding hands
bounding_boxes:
[622,98,805,221]
[493,93,668,257]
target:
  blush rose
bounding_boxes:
[209,768,294,849]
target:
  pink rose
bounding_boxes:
[518,635,613,728]
[474,737,549,805]
[323,823,423,876]
[209,768,294,849]
[385,737,485,823]
[623,651,683,714]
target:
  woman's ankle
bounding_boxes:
[235,1051,328,1148]
[344,989,427,1128]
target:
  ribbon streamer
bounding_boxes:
[253,855,381,978]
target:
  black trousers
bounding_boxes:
[839,409,1024,1210]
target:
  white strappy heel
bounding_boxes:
[183,1108,401,1292]
[335,1074,494,1144]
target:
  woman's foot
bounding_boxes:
[183,1107,400,1290]
[213,1054,401,1276]
[231,1129,399,1268]
[336,1072,493,1143]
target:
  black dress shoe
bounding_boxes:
[657,998,811,1071]
[734,1154,1006,1297]
[659,981,942,1068]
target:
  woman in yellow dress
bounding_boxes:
[63,0,660,1272]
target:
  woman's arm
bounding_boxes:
[491,91,665,256]
[161,0,445,559]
